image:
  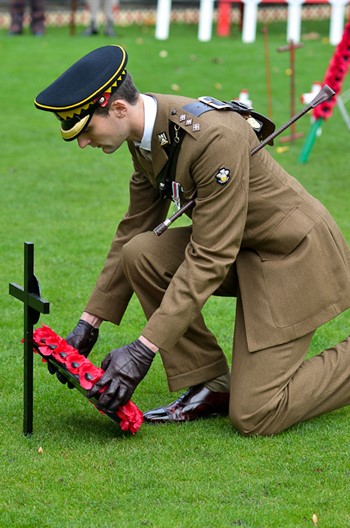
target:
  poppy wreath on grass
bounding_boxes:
[32,325,144,435]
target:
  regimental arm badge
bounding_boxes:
[215,168,231,185]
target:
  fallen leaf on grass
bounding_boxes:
[276,146,289,154]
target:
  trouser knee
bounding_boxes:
[121,232,155,274]
[229,402,272,437]
[229,406,254,436]
[122,228,188,284]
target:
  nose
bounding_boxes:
[77,135,91,149]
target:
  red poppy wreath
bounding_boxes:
[32,325,143,435]
[313,18,350,121]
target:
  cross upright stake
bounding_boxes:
[262,25,273,120]
[9,242,50,436]
[277,40,304,143]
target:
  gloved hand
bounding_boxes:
[87,339,155,412]
[47,319,99,388]
[66,319,99,357]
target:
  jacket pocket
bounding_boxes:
[262,222,341,327]
[255,207,315,261]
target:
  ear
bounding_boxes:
[110,99,128,118]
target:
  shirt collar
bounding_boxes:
[135,93,157,151]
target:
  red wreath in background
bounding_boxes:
[313,18,350,121]
[32,325,143,435]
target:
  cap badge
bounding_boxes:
[96,91,112,108]
[215,168,231,185]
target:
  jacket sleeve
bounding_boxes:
[142,121,253,350]
[85,161,171,324]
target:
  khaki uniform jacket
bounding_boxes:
[85,93,350,352]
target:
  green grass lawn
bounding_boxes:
[1,19,350,527]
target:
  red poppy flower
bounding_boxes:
[34,325,60,346]
[50,342,77,365]
[65,352,89,375]
[78,363,104,390]
[117,401,144,435]
[33,325,62,356]
[37,344,53,357]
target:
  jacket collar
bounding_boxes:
[148,93,173,176]
[130,93,195,178]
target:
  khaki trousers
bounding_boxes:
[122,226,350,435]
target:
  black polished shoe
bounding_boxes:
[143,384,229,423]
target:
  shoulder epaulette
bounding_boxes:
[183,95,275,145]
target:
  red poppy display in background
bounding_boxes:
[313,19,350,121]
[32,325,143,435]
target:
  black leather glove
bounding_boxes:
[87,339,155,412]
[66,319,99,357]
[48,320,99,388]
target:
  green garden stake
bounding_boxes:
[298,118,323,164]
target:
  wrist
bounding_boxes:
[139,335,158,354]
[81,312,103,329]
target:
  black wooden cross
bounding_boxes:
[9,242,50,436]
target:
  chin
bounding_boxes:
[102,147,116,154]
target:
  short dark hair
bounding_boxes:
[94,72,139,115]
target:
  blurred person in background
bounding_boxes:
[8,0,45,35]
[82,0,118,36]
